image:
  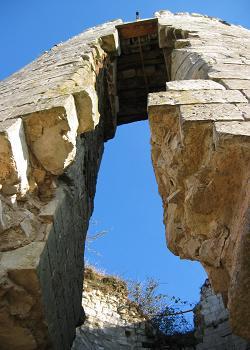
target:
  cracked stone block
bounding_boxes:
[23,95,78,175]
[0,118,30,195]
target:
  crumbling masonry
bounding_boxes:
[0,10,249,349]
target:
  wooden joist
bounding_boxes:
[116,19,158,39]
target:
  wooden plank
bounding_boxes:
[117,48,164,65]
[118,58,166,71]
[118,81,165,92]
[116,19,158,39]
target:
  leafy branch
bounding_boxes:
[127,277,194,336]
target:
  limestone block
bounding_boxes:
[220,79,250,90]
[195,281,250,349]
[166,79,225,91]
[238,103,250,120]
[0,195,43,251]
[213,121,250,140]
[99,29,120,54]
[148,89,247,107]
[1,242,45,290]
[74,88,100,134]
[23,95,78,175]
[0,242,47,350]
[208,64,250,80]
[179,103,244,122]
[171,51,208,80]
[39,187,65,221]
[243,89,250,101]
[0,118,30,195]
[72,268,161,350]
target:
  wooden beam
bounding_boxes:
[116,19,158,39]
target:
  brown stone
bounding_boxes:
[149,82,250,341]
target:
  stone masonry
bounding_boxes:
[71,267,158,350]
[195,280,250,350]
[0,20,120,349]
[73,269,249,350]
[148,11,250,341]
[0,10,249,349]
[72,267,196,350]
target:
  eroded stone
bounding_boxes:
[149,86,250,341]
[23,95,78,175]
[0,119,30,195]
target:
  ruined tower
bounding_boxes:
[0,11,249,349]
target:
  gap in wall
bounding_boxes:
[85,120,207,324]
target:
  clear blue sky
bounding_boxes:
[1,0,249,311]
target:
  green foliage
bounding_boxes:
[128,277,194,336]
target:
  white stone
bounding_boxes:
[166,79,225,91]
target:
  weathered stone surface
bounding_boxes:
[148,89,247,107]
[208,64,250,80]
[0,194,44,251]
[157,10,250,85]
[74,89,100,133]
[214,121,250,138]
[195,280,250,350]
[243,89,250,101]
[239,103,250,120]
[149,12,250,340]
[0,19,121,349]
[72,268,155,350]
[220,79,250,90]
[72,267,195,350]
[149,81,250,341]
[179,103,245,121]
[0,118,30,196]
[0,242,47,350]
[0,20,121,123]
[23,95,79,176]
[166,79,225,91]
[0,9,250,349]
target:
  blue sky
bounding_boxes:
[1,0,249,311]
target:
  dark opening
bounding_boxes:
[125,330,131,337]
[116,19,168,125]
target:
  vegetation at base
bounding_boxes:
[127,277,194,336]
[85,224,195,338]
[85,265,195,337]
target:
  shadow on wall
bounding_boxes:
[72,320,196,350]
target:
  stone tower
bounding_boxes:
[0,10,249,349]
